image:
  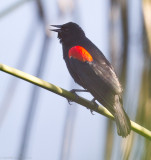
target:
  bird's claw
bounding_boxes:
[90,109,94,115]
[91,98,98,107]
[88,98,98,115]
[67,99,72,105]
[67,89,79,105]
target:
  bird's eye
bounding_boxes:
[64,28,69,32]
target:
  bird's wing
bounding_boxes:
[90,59,122,94]
[68,57,122,110]
[68,56,122,95]
[79,38,122,94]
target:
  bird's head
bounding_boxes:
[51,22,85,45]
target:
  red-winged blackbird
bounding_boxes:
[51,22,131,137]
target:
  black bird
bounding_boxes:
[51,22,131,137]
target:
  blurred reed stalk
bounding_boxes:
[0,21,38,127]
[18,0,52,159]
[136,0,151,158]
[0,0,33,19]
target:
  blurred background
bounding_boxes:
[0,0,151,160]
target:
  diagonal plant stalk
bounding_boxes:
[0,63,151,140]
[0,0,34,19]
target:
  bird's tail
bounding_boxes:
[113,95,131,137]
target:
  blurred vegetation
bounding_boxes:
[104,0,151,160]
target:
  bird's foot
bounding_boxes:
[88,98,98,115]
[67,99,73,105]
[91,98,98,107]
[67,89,88,105]
[70,89,88,93]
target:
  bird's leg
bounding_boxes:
[67,89,88,104]
[70,89,88,93]
[91,98,98,107]
[88,98,98,115]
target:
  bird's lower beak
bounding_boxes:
[50,25,62,32]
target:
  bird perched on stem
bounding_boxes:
[51,22,131,137]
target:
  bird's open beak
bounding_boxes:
[50,25,62,32]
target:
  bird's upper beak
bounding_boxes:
[50,25,62,32]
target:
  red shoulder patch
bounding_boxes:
[68,46,93,62]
